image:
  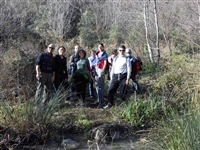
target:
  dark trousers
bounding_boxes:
[130,73,140,92]
[35,72,53,105]
[73,73,88,101]
[107,73,127,105]
[54,73,68,90]
[88,71,95,97]
[89,80,94,96]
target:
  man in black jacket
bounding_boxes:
[35,43,55,105]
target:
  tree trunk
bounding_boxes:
[153,0,160,65]
[144,1,154,62]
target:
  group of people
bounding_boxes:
[35,43,141,108]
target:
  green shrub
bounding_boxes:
[0,86,70,147]
[152,54,198,109]
[78,8,99,48]
[153,108,200,150]
[108,24,124,46]
[121,95,163,127]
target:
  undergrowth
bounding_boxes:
[0,85,70,149]
[0,53,200,149]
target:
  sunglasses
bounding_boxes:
[49,47,54,49]
[119,49,125,52]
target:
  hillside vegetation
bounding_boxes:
[1,0,200,149]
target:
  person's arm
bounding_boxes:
[69,55,74,66]
[36,65,41,81]
[126,57,131,85]
[35,53,42,81]
[65,57,68,81]
[52,58,56,83]
[110,57,116,81]
[103,59,107,72]
[52,72,55,83]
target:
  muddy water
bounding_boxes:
[76,134,155,150]
[21,133,155,150]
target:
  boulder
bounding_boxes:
[61,138,80,149]
[90,123,129,144]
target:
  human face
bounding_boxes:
[79,51,84,58]
[98,44,104,51]
[91,51,95,57]
[58,47,65,56]
[48,44,55,54]
[74,45,80,53]
[118,48,125,56]
[113,51,118,57]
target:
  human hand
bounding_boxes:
[51,76,55,83]
[126,79,130,85]
[101,71,105,76]
[36,73,40,81]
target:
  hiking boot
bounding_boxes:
[102,102,112,109]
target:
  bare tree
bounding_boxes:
[144,1,153,62]
[153,0,160,65]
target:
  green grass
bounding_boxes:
[1,53,200,149]
[120,94,163,127]
[153,108,200,150]
[0,86,70,148]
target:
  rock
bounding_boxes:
[90,123,129,144]
[61,138,80,149]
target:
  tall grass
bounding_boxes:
[0,85,70,148]
[120,94,163,127]
[153,108,200,150]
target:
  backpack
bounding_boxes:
[131,57,142,74]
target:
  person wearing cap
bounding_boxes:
[35,43,55,105]
[107,49,118,80]
[126,48,141,93]
[103,45,131,109]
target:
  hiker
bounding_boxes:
[69,44,81,76]
[88,49,97,98]
[35,43,55,105]
[107,49,118,80]
[72,49,91,106]
[69,45,81,100]
[103,45,131,109]
[126,48,141,93]
[95,43,108,106]
[54,46,68,91]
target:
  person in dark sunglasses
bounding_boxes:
[35,43,55,105]
[103,45,131,109]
